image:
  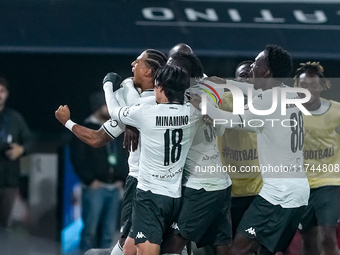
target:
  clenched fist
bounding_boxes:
[55,105,71,125]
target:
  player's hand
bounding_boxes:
[103,72,122,92]
[55,105,71,125]
[188,93,202,110]
[5,143,24,161]
[123,125,139,152]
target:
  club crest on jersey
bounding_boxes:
[123,108,130,117]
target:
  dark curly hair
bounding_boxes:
[168,52,204,79]
[145,49,168,80]
[154,65,189,104]
[264,45,292,79]
[294,61,331,90]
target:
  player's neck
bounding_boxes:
[140,79,154,92]
[303,98,321,111]
[159,98,169,104]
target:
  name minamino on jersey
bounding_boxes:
[155,115,189,127]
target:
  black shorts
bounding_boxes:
[231,195,256,237]
[237,195,306,253]
[171,186,232,248]
[299,185,340,233]
[120,175,138,238]
[132,188,181,245]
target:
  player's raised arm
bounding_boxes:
[102,73,126,120]
[55,105,112,148]
[198,76,257,98]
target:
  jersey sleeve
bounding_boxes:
[203,102,243,130]
[240,91,275,132]
[102,119,125,139]
[117,103,145,129]
[121,78,140,106]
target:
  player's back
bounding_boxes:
[122,102,200,198]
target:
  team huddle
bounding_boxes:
[55,44,340,255]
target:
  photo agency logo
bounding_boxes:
[197,79,312,128]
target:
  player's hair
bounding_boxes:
[168,43,193,57]
[235,60,253,70]
[264,44,292,79]
[168,52,204,80]
[293,61,331,90]
[145,49,167,79]
[154,65,189,104]
[0,77,9,90]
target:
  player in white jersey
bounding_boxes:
[190,45,310,255]
[218,60,263,240]
[159,51,232,255]
[55,49,167,255]
[104,65,201,255]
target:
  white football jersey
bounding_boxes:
[244,86,309,208]
[102,86,155,178]
[117,102,201,198]
[205,85,310,208]
[184,86,231,191]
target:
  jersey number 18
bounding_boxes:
[164,129,183,166]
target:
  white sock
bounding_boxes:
[110,241,123,255]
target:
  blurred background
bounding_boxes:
[0,0,339,254]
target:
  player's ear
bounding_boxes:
[264,69,271,77]
[145,68,152,78]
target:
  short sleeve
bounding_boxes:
[102,119,125,139]
[118,103,145,129]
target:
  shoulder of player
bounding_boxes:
[327,98,340,108]
[326,99,340,122]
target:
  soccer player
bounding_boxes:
[217,60,262,238]
[190,45,310,255]
[104,64,201,255]
[55,49,167,255]
[161,52,233,255]
[294,62,340,255]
